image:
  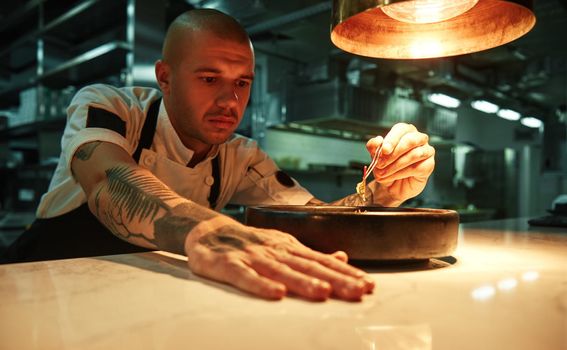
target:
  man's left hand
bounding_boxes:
[366,123,435,207]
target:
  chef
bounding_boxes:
[2,9,435,301]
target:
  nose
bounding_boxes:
[216,84,239,109]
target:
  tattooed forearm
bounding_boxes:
[93,186,158,246]
[105,165,175,221]
[91,164,224,254]
[153,203,217,255]
[198,225,265,253]
[75,141,102,161]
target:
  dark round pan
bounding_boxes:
[245,206,459,261]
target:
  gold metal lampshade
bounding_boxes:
[331,0,536,59]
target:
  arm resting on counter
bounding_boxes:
[72,141,216,255]
[71,141,374,301]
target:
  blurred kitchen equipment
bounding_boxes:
[331,0,536,59]
[246,205,459,261]
[528,194,567,228]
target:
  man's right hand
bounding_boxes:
[184,218,375,301]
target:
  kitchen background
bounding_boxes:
[0,0,566,235]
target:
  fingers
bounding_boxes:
[250,257,333,301]
[366,135,384,156]
[189,245,374,301]
[367,123,434,179]
[189,252,288,300]
[380,126,428,167]
[374,144,435,181]
[249,246,373,301]
[331,250,348,263]
[376,153,435,183]
[187,227,375,302]
[366,123,431,168]
[274,253,367,301]
[292,248,375,294]
[381,123,418,157]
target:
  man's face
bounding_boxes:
[158,31,255,150]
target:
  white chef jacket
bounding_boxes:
[36,84,314,218]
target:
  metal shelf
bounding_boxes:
[0,0,130,108]
[42,0,100,34]
[0,40,130,106]
[0,118,66,139]
[41,0,126,48]
[0,0,121,58]
[0,0,41,34]
[39,41,131,88]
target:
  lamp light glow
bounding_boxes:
[410,39,442,58]
[520,117,543,128]
[382,0,479,24]
[331,0,536,59]
[497,108,521,121]
[471,100,499,114]
[428,93,461,108]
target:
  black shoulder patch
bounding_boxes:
[86,106,126,137]
[275,171,295,188]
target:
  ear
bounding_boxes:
[155,60,170,94]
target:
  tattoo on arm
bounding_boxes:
[153,203,216,255]
[198,226,265,253]
[75,141,102,161]
[94,164,231,254]
[94,165,183,249]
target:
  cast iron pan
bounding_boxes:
[245,206,459,261]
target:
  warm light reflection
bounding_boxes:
[497,278,518,291]
[471,271,540,301]
[355,324,432,350]
[521,271,540,282]
[410,39,442,58]
[382,0,479,24]
[471,285,495,301]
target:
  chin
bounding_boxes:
[207,132,233,145]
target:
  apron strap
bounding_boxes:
[132,97,162,163]
[208,155,221,209]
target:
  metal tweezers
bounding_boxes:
[356,144,383,203]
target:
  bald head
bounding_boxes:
[162,9,252,66]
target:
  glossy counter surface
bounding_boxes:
[1,218,566,350]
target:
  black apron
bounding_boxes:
[1,98,221,264]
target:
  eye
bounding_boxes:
[236,80,250,88]
[201,76,216,83]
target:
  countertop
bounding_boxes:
[0,218,566,350]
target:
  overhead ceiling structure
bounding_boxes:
[189,0,567,120]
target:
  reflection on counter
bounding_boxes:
[355,323,432,350]
[471,271,539,302]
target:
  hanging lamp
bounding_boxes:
[331,0,536,59]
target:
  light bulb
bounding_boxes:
[381,0,479,24]
[520,117,542,128]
